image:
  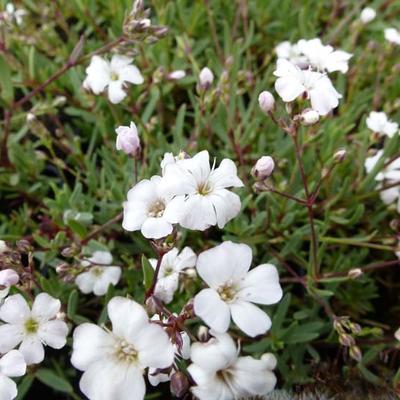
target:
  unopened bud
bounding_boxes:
[170,371,189,397]
[347,268,363,279]
[349,345,362,362]
[199,67,214,89]
[16,239,31,253]
[360,7,376,24]
[0,269,19,287]
[168,70,186,80]
[261,353,277,370]
[197,325,209,342]
[258,91,275,113]
[301,109,319,125]
[56,263,70,274]
[339,333,355,347]
[333,149,347,163]
[61,247,75,258]
[145,296,158,315]
[252,156,275,180]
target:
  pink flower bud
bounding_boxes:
[301,109,320,125]
[115,122,141,156]
[258,91,275,113]
[199,67,214,88]
[0,269,19,287]
[252,156,275,180]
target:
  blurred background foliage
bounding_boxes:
[0,0,400,398]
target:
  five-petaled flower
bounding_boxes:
[83,55,144,104]
[0,293,68,365]
[193,241,282,337]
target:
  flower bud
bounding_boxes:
[0,269,19,287]
[333,149,347,163]
[170,371,189,397]
[115,121,141,156]
[349,345,362,363]
[197,325,209,342]
[360,7,376,24]
[0,240,8,254]
[261,353,277,370]
[167,70,186,80]
[258,91,275,113]
[16,239,32,253]
[301,109,319,125]
[347,268,363,279]
[199,67,214,89]
[339,333,355,347]
[252,156,275,180]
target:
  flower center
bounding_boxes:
[163,266,174,276]
[217,283,237,302]
[110,71,119,81]
[197,181,212,196]
[148,201,165,218]
[114,339,139,364]
[24,318,39,334]
[91,266,104,277]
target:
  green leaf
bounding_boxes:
[141,255,154,291]
[16,375,34,400]
[67,289,78,319]
[0,55,14,103]
[35,368,73,393]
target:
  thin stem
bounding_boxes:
[265,186,307,205]
[82,212,123,244]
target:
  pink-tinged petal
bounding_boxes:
[71,323,114,371]
[38,320,68,349]
[31,293,61,322]
[236,264,283,305]
[230,300,271,337]
[196,241,252,288]
[0,294,30,324]
[193,288,231,333]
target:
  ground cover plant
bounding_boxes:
[0,0,400,399]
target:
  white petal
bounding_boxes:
[119,65,144,85]
[31,293,61,322]
[84,56,110,94]
[178,195,216,230]
[236,264,282,305]
[19,337,45,365]
[71,323,114,371]
[107,297,148,339]
[275,75,305,102]
[193,289,231,333]
[380,187,399,204]
[208,190,241,228]
[0,350,26,377]
[135,323,174,368]
[79,359,145,400]
[148,368,171,386]
[230,300,271,337]
[91,251,113,265]
[0,325,23,354]
[0,294,30,324]
[0,375,18,400]
[110,54,133,70]
[108,81,127,104]
[209,159,243,189]
[122,203,148,231]
[92,267,121,296]
[175,246,197,271]
[141,217,173,239]
[75,271,96,294]
[196,241,252,288]
[38,320,68,349]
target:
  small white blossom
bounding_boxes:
[193,241,282,337]
[297,38,352,73]
[360,7,376,24]
[274,59,342,116]
[199,67,214,88]
[275,41,308,68]
[0,293,68,365]
[252,156,275,180]
[366,111,398,137]
[167,70,186,80]
[83,55,144,104]
[122,175,182,239]
[258,91,275,113]
[75,251,121,296]
[71,297,174,400]
[162,150,244,231]
[3,3,26,25]
[385,28,400,45]
[149,247,196,304]
[0,350,26,400]
[187,331,277,399]
[115,121,141,156]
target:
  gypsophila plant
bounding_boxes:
[0,0,400,399]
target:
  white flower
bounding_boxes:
[199,67,214,88]
[4,3,26,25]
[115,121,141,156]
[297,38,352,73]
[252,156,275,180]
[167,70,186,80]
[258,91,275,113]
[193,241,282,337]
[0,293,68,365]
[75,251,121,296]
[83,55,144,104]
[275,41,308,68]
[0,350,26,400]
[187,331,277,399]
[385,28,400,45]
[0,269,19,287]
[366,111,398,137]
[122,175,182,239]
[360,7,376,24]
[162,151,244,230]
[274,59,342,116]
[71,297,174,400]
[160,151,187,174]
[149,247,196,304]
